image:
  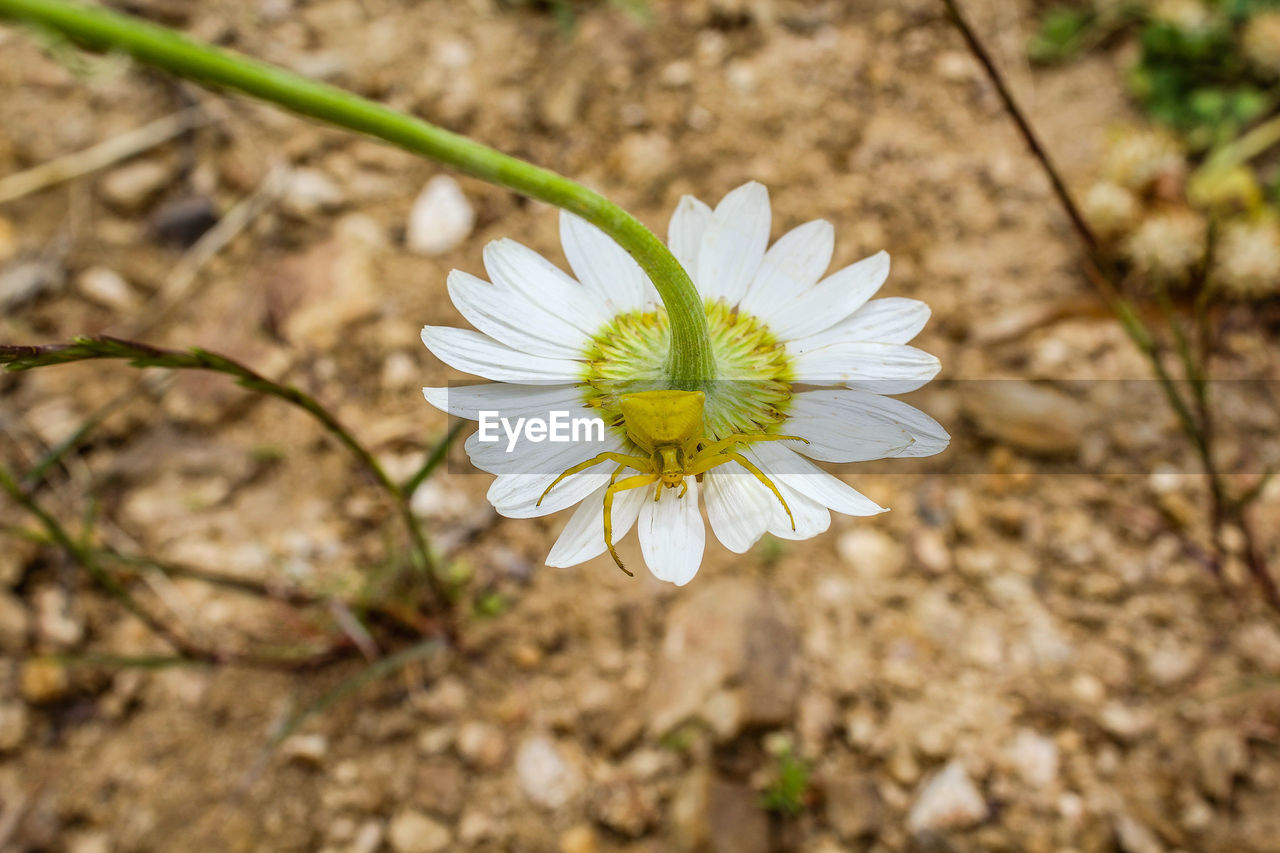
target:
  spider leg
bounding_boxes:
[687,448,797,532]
[536,451,652,507]
[696,432,809,459]
[603,469,661,575]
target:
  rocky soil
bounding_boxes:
[2,0,1279,851]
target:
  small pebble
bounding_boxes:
[516,735,583,809]
[76,266,139,312]
[906,760,988,833]
[387,809,451,853]
[101,158,174,210]
[406,175,474,255]
[20,658,70,704]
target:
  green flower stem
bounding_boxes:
[0,0,716,388]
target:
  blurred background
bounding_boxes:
[1,0,1279,850]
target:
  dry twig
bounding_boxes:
[939,0,1279,611]
[0,107,213,204]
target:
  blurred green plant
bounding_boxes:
[0,336,454,607]
[761,748,812,816]
[472,590,511,618]
[1032,0,1280,150]
[0,335,469,677]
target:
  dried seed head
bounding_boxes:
[1243,12,1280,78]
[1103,127,1186,195]
[1149,0,1216,34]
[1123,209,1207,283]
[1214,219,1280,299]
[1083,182,1141,239]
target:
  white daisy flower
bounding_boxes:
[422,182,948,586]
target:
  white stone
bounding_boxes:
[280,733,329,766]
[1237,621,1280,673]
[835,528,903,577]
[65,831,110,853]
[34,585,83,647]
[406,175,474,256]
[457,811,496,845]
[282,168,345,217]
[1145,639,1198,685]
[906,760,988,834]
[1005,729,1059,789]
[456,720,506,769]
[1115,814,1165,853]
[77,267,139,312]
[387,809,451,853]
[1099,702,1154,741]
[101,159,173,210]
[351,820,384,853]
[660,60,694,87]
[515,735,583,809]
[381,351,418,390]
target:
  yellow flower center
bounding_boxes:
[579,299,795,442]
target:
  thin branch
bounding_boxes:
[1,470,365,669]
[0,107,213,203]
[938,0,1279,611]
[233,636,446,794]
[402,419,467,497]
[97,545,322,606]
[271,637,445,747]
[22,383,139,489]
[0,463,209,659]
[938,0,1098,254]
[0,335,452,612]
[1241,510,1280,611]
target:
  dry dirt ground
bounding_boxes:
[2,0,1280,851]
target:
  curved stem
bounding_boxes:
[1,336,452,611]
[0,0,716,388]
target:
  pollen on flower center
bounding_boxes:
[579,299,794,442]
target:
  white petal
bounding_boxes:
[765,477,831,540]
[767,251,889,340]
[487,469,611,518]
[790,298,931,348]
[465,423,619,474]
[783,390,919,462]
[696,182,771,306]
[483,239,610,335]
[746,443,887,516]
[638,478,705,586]
[738,219,834,320]
[667,195,712,285]
[814,390,950,458]
[545,482,647,568]
[446,270,588,358]
[421,326,582,382]
[422,383,583,421]
[789,341,941,394]
[560,211,650,313]
[703,467,774,553]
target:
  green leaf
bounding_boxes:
[1028,6,1094,63]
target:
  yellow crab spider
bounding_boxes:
[536,389,808,576]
